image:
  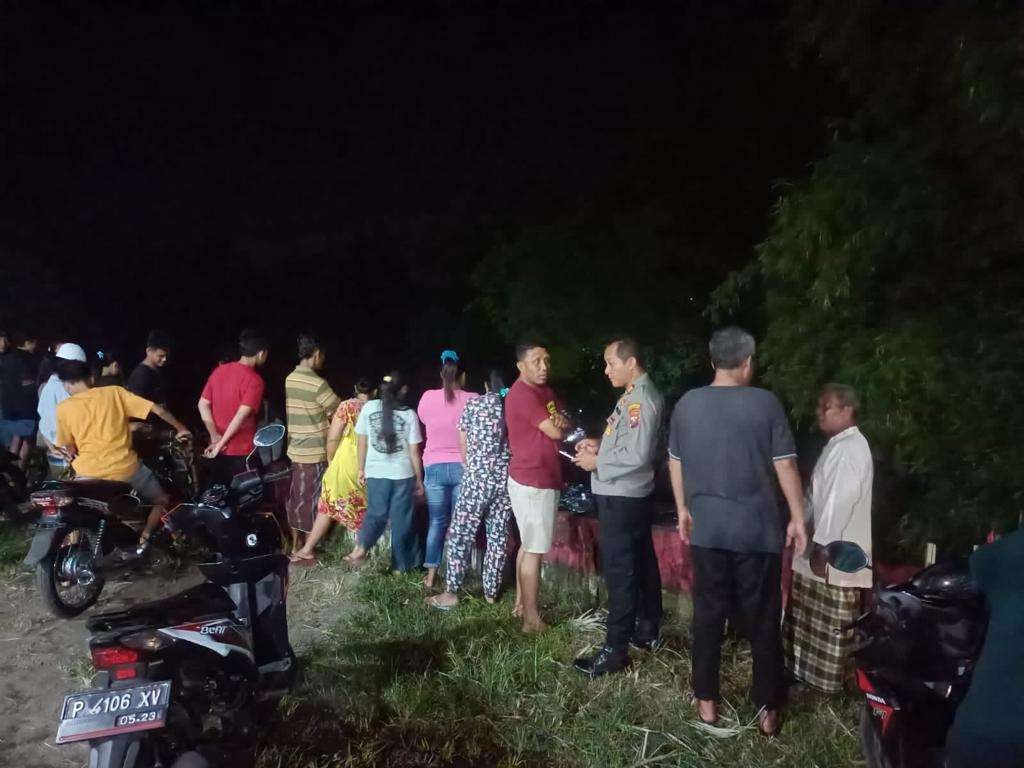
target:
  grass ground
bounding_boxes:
[256,537,863,768]
[0,517,31,575]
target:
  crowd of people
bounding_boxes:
[0,325,878,736]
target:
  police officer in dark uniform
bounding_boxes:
[572,338,665,677]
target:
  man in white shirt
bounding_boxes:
[784,383,872,693]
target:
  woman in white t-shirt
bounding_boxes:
[344,371,424,572]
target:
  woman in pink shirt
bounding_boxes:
[417,350,476,588]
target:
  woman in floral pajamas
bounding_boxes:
[427,370,512,609]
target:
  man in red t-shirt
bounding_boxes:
[198,329,268,485]
[505,342,570,633]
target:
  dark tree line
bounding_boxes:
[477,1,1024,559]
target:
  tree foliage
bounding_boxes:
[472,205,710,413]
[469,1,1024,558]
[712,1,1024,557]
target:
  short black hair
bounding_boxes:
[354,377,373,396]
[515,342,545,361]
[239,329,269,358]
[146,329,172,352]
[57,359,91,384]
[608,337,644,369]
[709,326,756,370]
[297,333,320,360]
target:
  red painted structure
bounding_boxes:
[543,510,919,599]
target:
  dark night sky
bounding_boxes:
[1,1,840,409]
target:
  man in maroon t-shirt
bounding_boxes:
[198,329,268,485]
[505,342,569,633]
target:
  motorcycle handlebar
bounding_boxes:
[262,469,292,484]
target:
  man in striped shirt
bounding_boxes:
[284,334,340,554]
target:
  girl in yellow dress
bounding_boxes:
[290,380,373,564]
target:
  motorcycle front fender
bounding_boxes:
[23,526,62,566]
[88,733,143,768]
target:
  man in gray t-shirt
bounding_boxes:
[668,327,807,735]
[668,386,797,553]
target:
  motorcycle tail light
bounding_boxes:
[121,630,174,652]
[91,646,141,668]
[30,491,73,514]
[112,667,138,681]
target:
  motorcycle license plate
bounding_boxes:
[55,680,171,744]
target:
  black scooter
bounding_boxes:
[53,424,294,768]
[824,542,988,768]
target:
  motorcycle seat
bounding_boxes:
[87,582,237,639]
[62,479,134,503]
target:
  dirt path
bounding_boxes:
[0,556,351,768]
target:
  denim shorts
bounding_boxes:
[0,418,37,439]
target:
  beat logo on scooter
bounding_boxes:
[200,624,229,635]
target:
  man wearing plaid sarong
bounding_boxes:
[784,384,873,693]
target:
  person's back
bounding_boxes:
[359,398,419,479]
[670,385,795,553]
[462,391,511,472]
[56,385,150,480]
[947,529,1024,768]
[284,365,339,463]
[418,387,476,465]
[201,362,264,457]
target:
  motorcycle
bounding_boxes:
[24,434,198,618]
[53,423,294,768]
[136,427,200,504]
[824,541,988,768]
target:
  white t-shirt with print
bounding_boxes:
[354,399,423,480]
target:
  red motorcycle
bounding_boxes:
[824,541,987,768]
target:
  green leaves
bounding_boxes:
[711,1,1024,557]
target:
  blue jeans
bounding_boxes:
[358,477,420,572]
[423,462,463,568]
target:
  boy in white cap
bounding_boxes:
[37,343,87,477]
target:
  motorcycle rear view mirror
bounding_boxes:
[824,541,871,573]
[253,424,286,448]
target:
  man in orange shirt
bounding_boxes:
[55,360,190,554]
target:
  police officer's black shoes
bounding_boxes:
[573,646,631,678]
[629,634,665,652]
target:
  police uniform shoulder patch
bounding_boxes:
[627,403,642,429]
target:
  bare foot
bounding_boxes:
[290,549,315,562]
[485,596,497,605]
[512,602,523,618]
[426,592,459,609]
[343,547,367,566]
[521,617,548,634]
[422,569,436,590]
[758,708,780,737]
[696,699,718,725]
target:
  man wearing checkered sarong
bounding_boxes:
[784,384,873,693]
